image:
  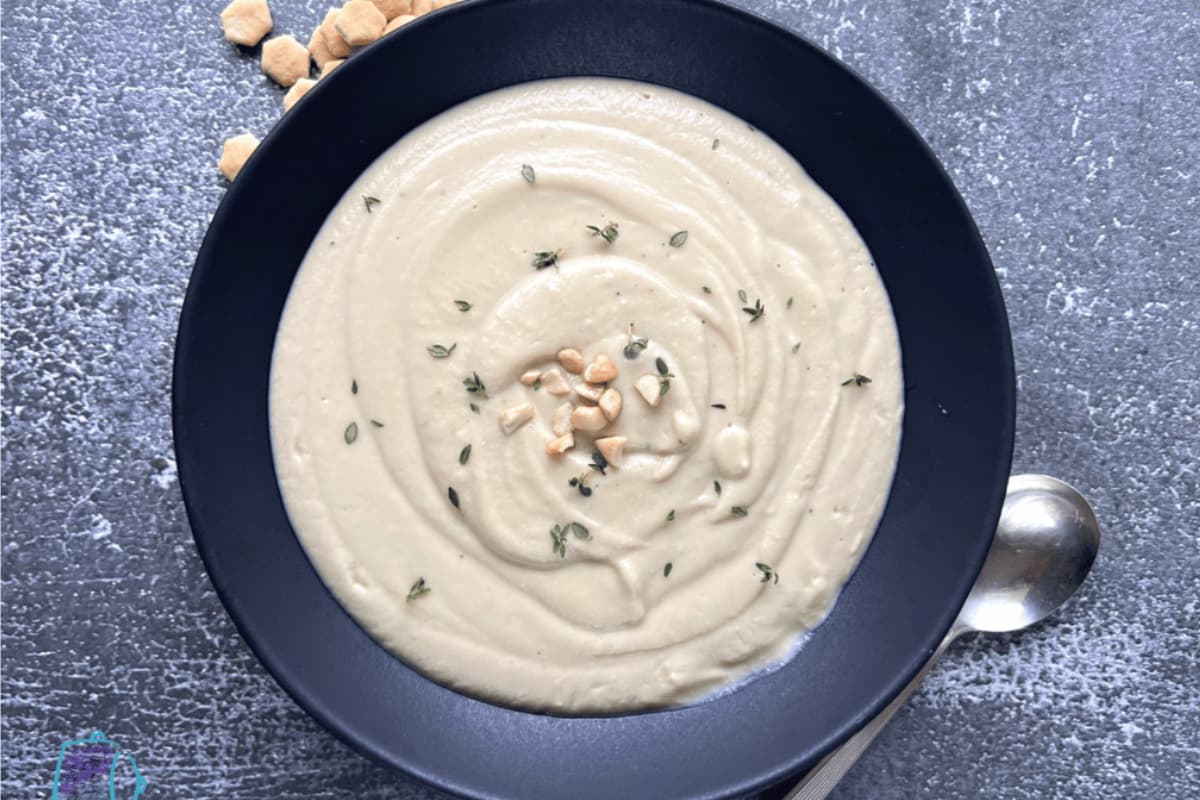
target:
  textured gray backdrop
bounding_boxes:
[2,0,1197,798]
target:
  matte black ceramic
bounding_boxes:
[173,0,1015,797]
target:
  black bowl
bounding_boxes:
[173,0,1014,797]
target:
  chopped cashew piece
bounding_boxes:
[499,402,535,435]
[635,374,663,408]
[584,354,618,384]
[595,436,626,468]
[318,9,353,58]
[551,403,574,436]
[261,35,310,87]
[319,58,344,78]
[220,0,273,46]
[218,133,259,181]
[570,406,608,434]
[574,382,604,403]
[519,369,541,386]
[599,387,623,421]
[369,0,412,19]
[384,13,416,32]
[557,348,585,374]
[336,0,386,46]
[545,433,575,456]
[539,369,570,396]
[283,78,316,111]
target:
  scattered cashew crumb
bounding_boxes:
[634,375,663,408]
[218,133,260,180]
[319,58,344,78]
[369,0,412,19]
[599,387,622,421]
[551,403,574,436]
[583,354,618,384]
[520,369,541,386]
[318,9,353,58]
[283,78,317,111]
[595,436,626,468]
[384,13,417,32]
[221,0,274,46]
[574,382,605,404]
[499,402,535,435]
[539,369,570,396]
[570,406,607,433]
[336,0,386,46]
[545,433,575,456]
[557,348,585,375]
[261,34,310,86]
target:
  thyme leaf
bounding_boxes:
[370,419,384,428]
[448,486,460,509]
[454,299,473,312]
[344,422,358,444]
[731,506,749,517]
[351,379,358,394]
[713,480,722,496]
[669,230,688,248]
[521,164,536,183]
[532,250,561,270]
[756,562,780,584]
[407,577,431,601]
[666,509,675,522]
[664,562,673,578]
[550,524,568,558]
[586,223,619,244]
[623,324,648,360]
[362,195,381,213]
[459,444,472,465]
[742,298,765,323]
[427,343,457,359]
[463,372,488,398]
[589,449,608,475]
[842,373,873,387]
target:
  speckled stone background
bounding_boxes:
[2,0,1197,797]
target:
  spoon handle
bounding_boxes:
[781,624,965,800]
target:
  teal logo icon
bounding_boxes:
[52,731,147,800]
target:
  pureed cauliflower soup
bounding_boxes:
[270,78,903,712]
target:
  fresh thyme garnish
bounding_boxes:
[531,250,561,270]
[713,480,722,496]
[666,509,675,522]
[370,419,384,428]
[344,422,359,444]
[623,323,649,359]
[842,373,873,387]
[732,506,749,517]
[568,473,594,497]
[362,195,380,213]
[656,357,675,396]
[587,223,620,244]
[711,403,726,410]
[351,379,358,394]
[792,342,802,354]
[664,562,673,578]
[448,486,460,510]
[454,299,473,312]
[521,164,536,183]
[549,521,591,558]
[712,138,720,150]
[463,372,488,398]
[742,298,765,322]
[786,296,794,310]
[469,402,480,414]
[702,286,713,294]
[737,289,748,303]
[427,343,457,359]
[459,444,472,465]
[756,562,780,584]
[669,231,688,248]
[407,577,431,601]
[532,377,541,391]
[589,449,608,475]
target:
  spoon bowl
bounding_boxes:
[959,474,1101,634]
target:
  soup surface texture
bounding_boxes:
[270,78,903,712]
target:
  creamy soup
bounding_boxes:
[270,78,903,712]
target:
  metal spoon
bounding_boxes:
[781,474,1101,800]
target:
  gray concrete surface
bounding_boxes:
[2,0,1197,797]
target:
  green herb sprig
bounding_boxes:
[427,343,457,359]
[623,324,648,360]
[742,298,765,323]
[756,562,780,584]
[407,577,431,601]
[587,223,619,244]
[656,357,675,396]
[463,372,487,398]
[532,250,561,270]
[362,195,380,213]
[842,373,872,387]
